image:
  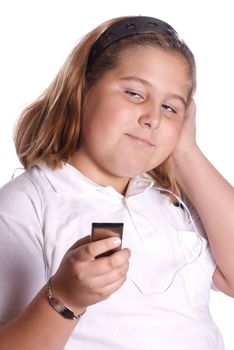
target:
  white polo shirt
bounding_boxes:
[0,163,224,349]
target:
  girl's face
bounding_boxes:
[70,46,190,192]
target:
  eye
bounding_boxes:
[125,90,144,101]
[162,103,176,114]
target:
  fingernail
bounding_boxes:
[111,237,121,245]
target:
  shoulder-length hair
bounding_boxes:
[14,16,196,199]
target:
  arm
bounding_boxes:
[0,174,130,349]
[0,236,130,349]
[172,101,234,296]
[0,286,79,350]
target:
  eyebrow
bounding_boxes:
[120,76,187,106]
[120,76,152,87]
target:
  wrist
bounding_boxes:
[171,145,203,189]
[172,143,199,166]
[46,277,86,320]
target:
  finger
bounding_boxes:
[85,250,130,278]
[71,249,130,286]
[92,260,129,287]
[92,248,130,272]
[68,235,91,252]
[74,236,122,262]
[185,98,196,118]
[93,274,127,300]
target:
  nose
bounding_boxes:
[138,104,162,129]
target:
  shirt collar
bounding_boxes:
[37,163,154,198]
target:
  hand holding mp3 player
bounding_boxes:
[91,222,124,258]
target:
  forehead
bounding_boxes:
[116,45,189,73]
[109,46,191,96]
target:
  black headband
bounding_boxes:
[87,16,180,69]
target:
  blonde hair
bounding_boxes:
[14,16,196,199]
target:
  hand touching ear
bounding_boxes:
[167,99,198,185]
[172,99,197,160]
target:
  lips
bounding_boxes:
[126,133,155,147]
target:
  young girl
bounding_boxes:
[0,15,233,350]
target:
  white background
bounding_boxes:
[0,0,233,348]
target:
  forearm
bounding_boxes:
[0,286,80,350]
[174,145,234,287]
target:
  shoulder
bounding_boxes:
[0,166,43,221]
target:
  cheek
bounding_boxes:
[148,124,183,167]
[86,106,130,141]
[162,122,183,149]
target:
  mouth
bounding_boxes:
[125,134,155,147]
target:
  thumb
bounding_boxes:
[68,235,91,252]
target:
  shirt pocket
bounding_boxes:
[128,229,210,298]
[127,228,203,295]
[177,230,216,317]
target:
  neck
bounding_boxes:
[68,153,130,195]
